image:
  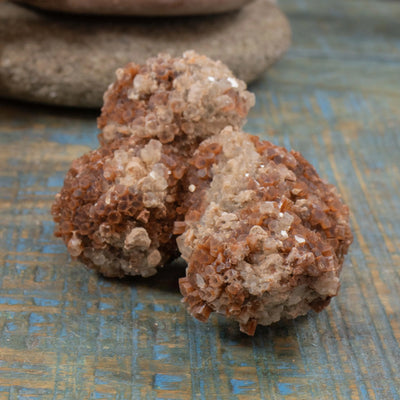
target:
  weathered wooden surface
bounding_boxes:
[0,0,399,398]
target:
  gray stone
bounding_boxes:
[0,0,290,108]
[14,0,254,16]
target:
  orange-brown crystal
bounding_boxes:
[52,52,353,335]
[178,128,353,335]
[52,51,254,278]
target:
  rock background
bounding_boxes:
[0,0,290,108]
[13,0,254,16]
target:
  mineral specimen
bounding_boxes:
[98,51,254,146]
[52,51,352,335]
[178,127,353,335]
[51,51,254,278]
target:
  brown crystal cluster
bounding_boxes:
[52,51,352,334]
[178,127,353,335]
[98,51,254,146]
[52,51,254,278]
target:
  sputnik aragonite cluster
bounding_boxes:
[52,52,254,278]
[52,51,353,335]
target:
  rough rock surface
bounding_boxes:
[0,0,290,108]
[52,51,352,335]
[14,0,254,16]
[51,52,254,278]
[178,127,353,335]
[97,52,254,145]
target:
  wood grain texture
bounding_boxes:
[0,0,399,398]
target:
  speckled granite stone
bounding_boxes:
[0,0,290,108]
[14,0,254,16]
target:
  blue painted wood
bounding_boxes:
[0,0,400,398]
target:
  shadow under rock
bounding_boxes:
[0,97,99,121]
[217,311,311,345]
[101,257,187,294]
[99,256,316,347]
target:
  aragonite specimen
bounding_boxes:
[52,51,352,334]
[97,51,254,146]
[51,51,254,278]
[178,127,353,335]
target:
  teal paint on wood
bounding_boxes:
[1,0,400,398]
